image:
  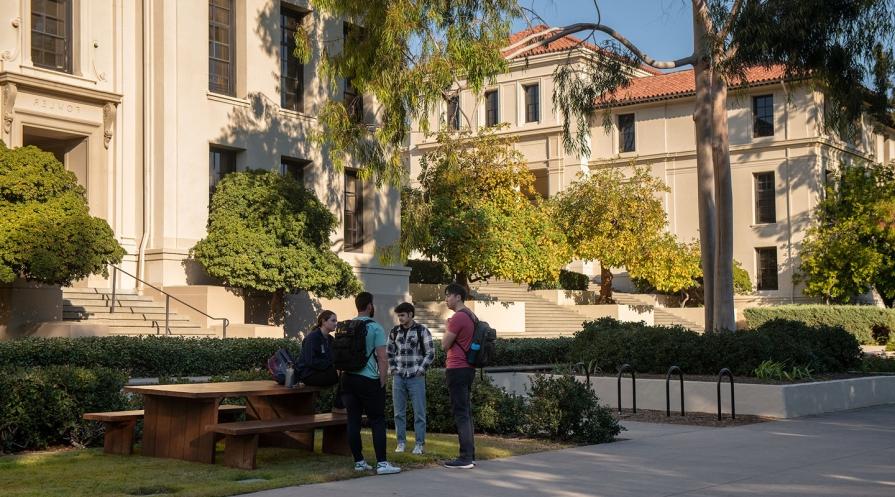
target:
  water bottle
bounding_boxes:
[285,363,296,388]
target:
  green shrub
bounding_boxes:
[0,366,128,453]
[744,305,895,345]
[407,259,453,284]
[862,355,895,372]
[523,374,621,444]
[570,317,861,376]
[753,360,814,381]
[529,269,590,291]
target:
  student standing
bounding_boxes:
[387,302,435,455]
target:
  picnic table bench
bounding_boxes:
[206,413,350,469]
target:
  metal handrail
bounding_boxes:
[717,368,735,420]
[109,265,230,338]
[666,365,685,417]
[617,364,636,413]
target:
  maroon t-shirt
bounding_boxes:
[446,309,474,369]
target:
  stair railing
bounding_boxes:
[109,265,230,337]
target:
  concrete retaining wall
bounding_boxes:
[487,372,895,418]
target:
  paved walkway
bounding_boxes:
[237,405,895,497]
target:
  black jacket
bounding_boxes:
[296,328,334,379]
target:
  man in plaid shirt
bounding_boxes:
[387,302,435,455]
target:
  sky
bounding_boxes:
[512,0,694,65]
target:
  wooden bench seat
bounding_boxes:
[84,404,246,456]
[206,413,349,469]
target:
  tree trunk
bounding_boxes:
[599,264,614,304]
[269,288,285,326]
[454,271,472,297]
[710,71,737,332]
[692,3,717,333]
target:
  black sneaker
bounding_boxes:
[443,459,475,469]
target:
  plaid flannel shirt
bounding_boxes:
[387,322,435,378]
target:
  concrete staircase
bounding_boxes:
[470,280,591,337]
[611,292,704,331]
[62,287,214,336]
[413,305,448,336]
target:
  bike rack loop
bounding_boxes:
[573,361,595,387]
[665,365,685,417]
[617,364,636,413]
[717,368,736,420]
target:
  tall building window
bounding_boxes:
[344,170,364,251]
[755,247,779,291]
[31,0,72,73]
[281,157,310,185]
[209,0,235,96]
[209,146,237,201]
[754,172,776,224]
[753,94,774,137]
[485,90,499,127]
[446,95,460,130]
[343,23,364,123]
[618,113,635,153]
[280,6,307,112]
[523,83,540,123]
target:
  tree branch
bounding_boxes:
[503,22,695,69]
[719,0,744,42]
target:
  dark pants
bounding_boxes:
[446,367,476,462]
[341,373,387,463]
[301,367,338,387]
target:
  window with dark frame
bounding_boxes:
[523,83,540,123]
[753,94,774,137]
[755,247,779,291]
[754,172,776,224]
[447,95,460,130]
[208,0,235,96]
[618,113,635,153]
[280,157,310,185]
[344,170,364,251]
[31,0,72,73]
[280,6,307,112]
[485,90,499,126]
[343,23,364,123]
[209,146,237,202]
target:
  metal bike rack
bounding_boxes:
[573,360,598,386]
[665,365,685,417]
[617,364,636,413]
[717,368,735,420]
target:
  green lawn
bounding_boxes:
[1,431,569,497]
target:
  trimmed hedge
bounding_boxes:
[569,317,862,376]
[407,259,453,284]
[530,269,590,291]
[0,366,129,453]
[744,305,895,345]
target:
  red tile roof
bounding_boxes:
[505,25,663,75]
[606,65,788,105]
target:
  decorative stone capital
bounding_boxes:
[103,102,116,149]
[1,82,16,138]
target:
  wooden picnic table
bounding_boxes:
[123,380,325,464]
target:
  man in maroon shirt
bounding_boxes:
[441,282,476,469]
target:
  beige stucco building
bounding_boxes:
[409,26,895,306]
[0,0,409,334]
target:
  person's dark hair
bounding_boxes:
[316,310,336,328]
[394,302,415,317]
[355,291,374,312]
[444,282,467,301]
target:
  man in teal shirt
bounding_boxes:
[340,292,401,475]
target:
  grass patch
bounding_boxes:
[0,430,569,497]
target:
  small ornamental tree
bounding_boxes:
[0,142,124,285]
[396,128,569,289]
[191,170,362,323]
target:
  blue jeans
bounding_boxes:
[392,375,427,444]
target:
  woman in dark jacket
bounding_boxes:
[297,310,339,386]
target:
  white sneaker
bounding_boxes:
[354,460,373,472]
[394,442,405,453]
[412,443,424,455]
[376,461,402,475]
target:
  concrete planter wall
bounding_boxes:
[0,280,63,339]
[409,283,447,302]
[531,289,600,305]
[488,372,895,418]
[467,300,526,334]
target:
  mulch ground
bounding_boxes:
[614,408,772,427]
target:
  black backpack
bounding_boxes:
[458,309,497,367]
[332,319,373,371]
[266,348,296,385]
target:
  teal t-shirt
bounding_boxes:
[350,316,387,380]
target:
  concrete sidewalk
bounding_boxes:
[236,404,895,497]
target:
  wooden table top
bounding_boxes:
[123,380,324,399]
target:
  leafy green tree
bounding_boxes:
[0,142,123,285]
[395,128,569,289]
[798,162,895,307]
[191,170,362,323]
